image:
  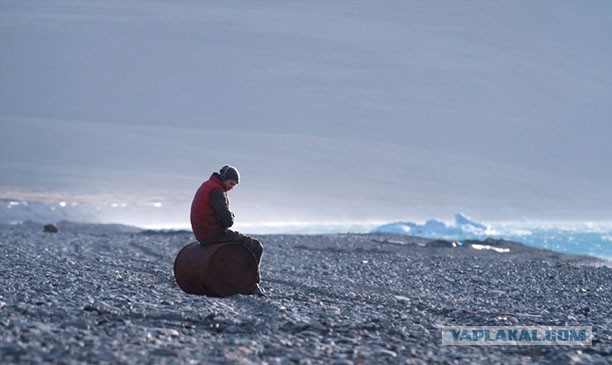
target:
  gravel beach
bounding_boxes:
[1,222,610,364]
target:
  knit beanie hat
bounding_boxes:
[219,165,240,183]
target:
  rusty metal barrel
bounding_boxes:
[173,241,258,297]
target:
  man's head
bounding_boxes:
[219,165,240,191]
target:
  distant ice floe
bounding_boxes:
[372,212,491,238]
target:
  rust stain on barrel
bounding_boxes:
[174,242,258,297]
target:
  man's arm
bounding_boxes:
[209,189,234,228]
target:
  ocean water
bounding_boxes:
[1,200,610,263]
[371,215,612,263]
[242,220,612,262]
[490,223,612,262]
[468,227,612,262]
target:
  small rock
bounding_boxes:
[372,348,397,357]
[326,306,341,316]
[394,295,411,304]
[43,224,59,233]
[150,348,179,357]
[505,315,519,324]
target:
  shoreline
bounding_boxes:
[7,219,611,265]
[0,216,612,266]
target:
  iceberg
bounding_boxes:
[372,213,489,238]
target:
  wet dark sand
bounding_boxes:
[1,222,610,364]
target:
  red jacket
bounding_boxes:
[190,174,233,241]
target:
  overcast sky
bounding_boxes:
[1,1,611,224]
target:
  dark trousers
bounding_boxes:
[199,230,264,281]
